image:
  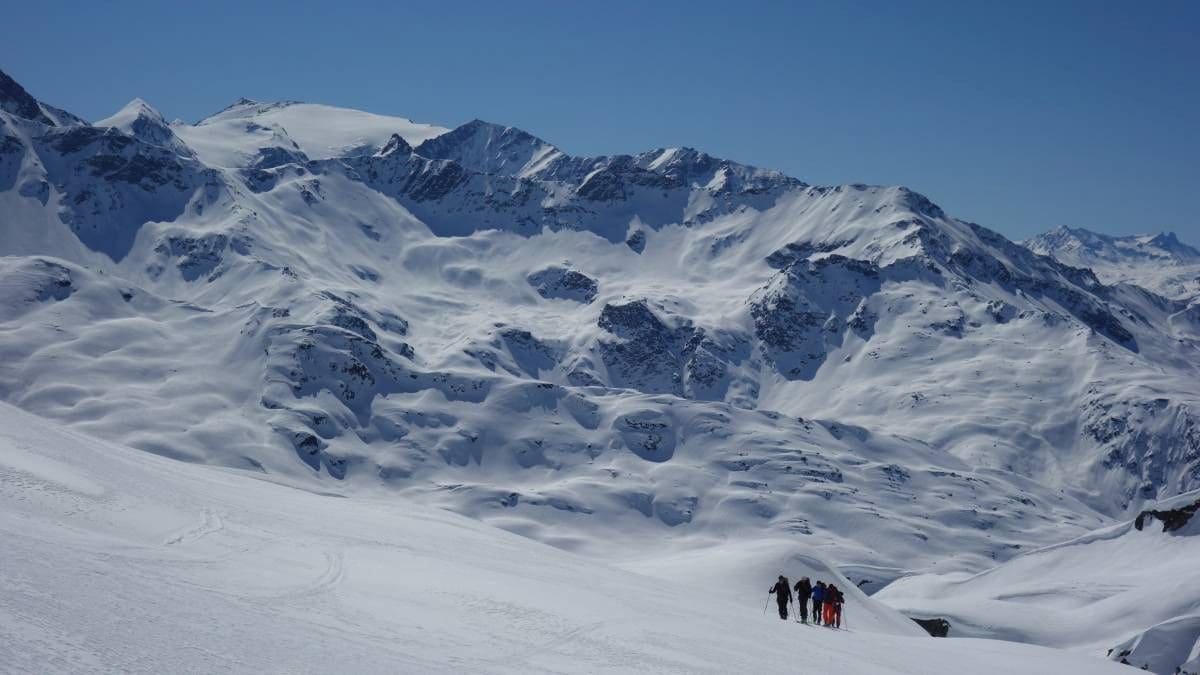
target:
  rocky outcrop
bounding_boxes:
[1134,497,1200,533]
[597,300,695,395]
[749,255,881,380]
[527,266,598,303]
[912,617,951,637]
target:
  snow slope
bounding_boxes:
[174,99,448,166]
[876,490,1200,673]
[0,401,1135,674]
[1025,226,1200,301]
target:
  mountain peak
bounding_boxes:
[1028,226,1198,259]
[377,133,413,156]
[95,97,190,153]
[0,68,52,124]
[97,98,167,127]
[1139,231,1198,254]
[1024,225,1200,299]
[415,118,560,178]
[0,67,86,127]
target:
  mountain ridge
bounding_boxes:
[1024,225,1200,301]
[3,68,1200,668]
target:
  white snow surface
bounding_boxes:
[0,402,1134,674]
[175,99,447,166]
[876,489,1200,673]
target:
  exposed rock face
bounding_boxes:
[749,255,881,380]
[1134,497,1200,533]
[625,229,646,253]
[527,266,598,303]
[1,68,58,125]
[912,617,951,637]
[34,124,218,261]
[597,300,698,395]
[152,233,238,281]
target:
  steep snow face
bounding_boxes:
[175,99,448,166]
[1025,226,1200,301]
[876,490,1200,674]
[0,401,1140,675]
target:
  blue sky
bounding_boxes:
[3,0,1196,242]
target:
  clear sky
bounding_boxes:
[3,0,1197,243]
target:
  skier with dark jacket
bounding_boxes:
[825,584,843,627]
[812,581,826,624]
[793,577,813,623]
[769,574,793,620]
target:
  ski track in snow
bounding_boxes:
[164,509,224,545]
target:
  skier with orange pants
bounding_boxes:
[824,583,844,628]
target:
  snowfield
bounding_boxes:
[3,64,1200,672]
[877,489,1200,673]
[0,402,1135,674]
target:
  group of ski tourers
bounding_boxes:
[768,575,844,628]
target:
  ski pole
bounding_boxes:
[763,595,770,616]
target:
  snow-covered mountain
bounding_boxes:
[1024,226,1200,301]
[3,67,1200,671]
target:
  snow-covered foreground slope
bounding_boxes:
[1025,226,1200,301]
[0,402,1134,674]
[876,490,1200,673]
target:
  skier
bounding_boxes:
[824,583,842,627]
[812,580,826,625]
[831,584,844,628]
[768,574,793,620]
[793,576,813,623]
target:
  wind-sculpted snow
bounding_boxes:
[877,490,1200,674]
[2,68,1200,666]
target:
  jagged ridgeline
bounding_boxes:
[2,66,1199,581]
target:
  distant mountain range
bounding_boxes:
[1024,226,1200,301]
